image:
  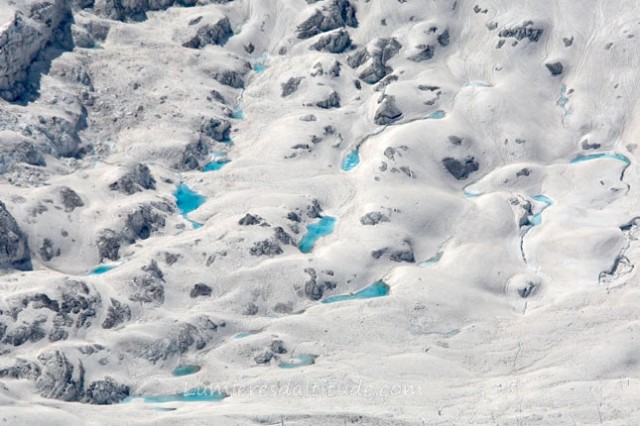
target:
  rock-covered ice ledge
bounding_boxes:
[0,0,71,101]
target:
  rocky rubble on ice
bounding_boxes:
[2,0,640,424]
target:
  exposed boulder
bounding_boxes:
[281,77,303,98]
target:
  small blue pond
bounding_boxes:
[463,189,481,198]
[233,332,256,339]
[174,183,206,216]
[342,149,360,171]
[202,159,230,172]
[464,81,491,88]
[529,195,554,226]
[299,216,336,253]
[253,64,267,73]
[557,85,569,108]
[419,251,443,268]
[278,354,317,369]
[231,106,245,120]
[322,281,390,304]
[570,152,630,165]
[124,389,226,404]
[171,365,201,377]
[427,110,446,119]
[89,264,118,275]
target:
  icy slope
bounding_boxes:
[2,0,640,424]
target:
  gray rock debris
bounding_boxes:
[36,350,85,402]
[97,204,168,261]
[311,29,352,53]
[82,377,130,405]
[139,316,219,362]
[190,283,212,298]
[358,38,402,84]
[437,29,450,47]
[281,77,303,98]
[0,0,72,101]
[316,91,341,109]
[95,0,197,22]
[303,268,337,300]
[545,62,564,76]
[297,0,358,39]
[177,139,209,171]
[498,21,544,43]
[250,239,283,257]
[109,164,156,195]
[374,95,403,125]
[0,200,32,271]
[213,70,245,89]
[101,298,132,329]
[360,212,390,225]
[129,260,165,304]
[60,186,84,211]
[183,18,233,48]
[200,117,231,142]
[442,156,479,180]
[239,213,264,225]
[39,238,60,261]
[409,44,434,62]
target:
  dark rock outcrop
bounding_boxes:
[183,18,233,48]
[190,283,212,298]
[442,156,479,180]
[0,200,32,271]
[82,377,130,405]
[545,62,564,76]
[360,212,390,225]
[297,0,358,39]
[101,298,132,329]
[281,77,303,98]
[498,21,544,42]
[109,164,156,195]
[200,117,231,142]
[60,187,84,211]
[316,91,341,109]
[311,29,352,53]
[374,96,403,125]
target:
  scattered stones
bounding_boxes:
[60,187,84,211]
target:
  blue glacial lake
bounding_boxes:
[322,281,390,304]
[342,148,360,171]
[299,216,336,253]
[171,365,201,377]
[278,354,317,369]
[570,152,630,165]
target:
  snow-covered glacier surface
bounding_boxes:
[2,0,640,424]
